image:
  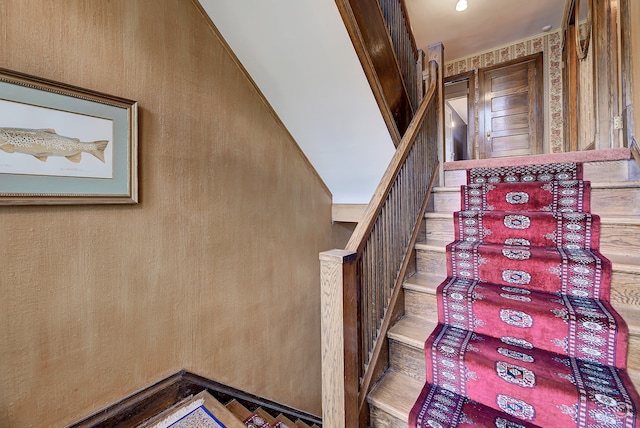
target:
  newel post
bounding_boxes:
[319,249,359,428]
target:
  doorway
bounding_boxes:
[444,72,474,162]
[478,53,544,159]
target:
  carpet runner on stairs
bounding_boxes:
[409,163,640,427]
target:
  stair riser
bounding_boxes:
[370,406,407,428]
[444,160,640,187]
[424,217,453,242]
[415,248,447,277]
[611,272,640,308]
[416,246,640,310]
[433,191,460,213]
[416,248,446,277]
[389,339,427,383]
[404,289,438,320]
[433,187,640,216]
[593,188,640,216]
[443,170,466,187]
[425,217,640,254]
[600,223,640,254]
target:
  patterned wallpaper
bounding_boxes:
[444,29,564,155]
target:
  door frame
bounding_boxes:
[444,71,476,160]
[477,52,544,159]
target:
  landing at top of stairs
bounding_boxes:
[443,148,633,171]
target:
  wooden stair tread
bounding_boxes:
[414,239,448,251]
[368,370,423,422]
[423,212,453,219]
[600,216,640,225]
[403,272,444,293]
[432,186,460,193]
[592,180,640,188]
[388,316,437,349]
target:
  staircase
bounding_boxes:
[367,156,640,426]
[137,389,321,428]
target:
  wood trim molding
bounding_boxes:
[67,370,322,428]
[331,203,367,223]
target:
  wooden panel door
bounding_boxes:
[479,53,543,158]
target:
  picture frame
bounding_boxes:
[0,67,138,205]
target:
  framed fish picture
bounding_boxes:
[0,67,137,204]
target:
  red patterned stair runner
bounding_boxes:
[410,162,640,427]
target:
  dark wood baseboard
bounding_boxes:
[67,370,322,427]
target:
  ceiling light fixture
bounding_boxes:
[456,0,468,12]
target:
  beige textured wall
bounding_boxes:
[0,1,335,425]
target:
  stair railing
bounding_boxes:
[378,0,421,111]
[320,52,442,427]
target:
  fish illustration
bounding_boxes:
[0,127,109,163]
